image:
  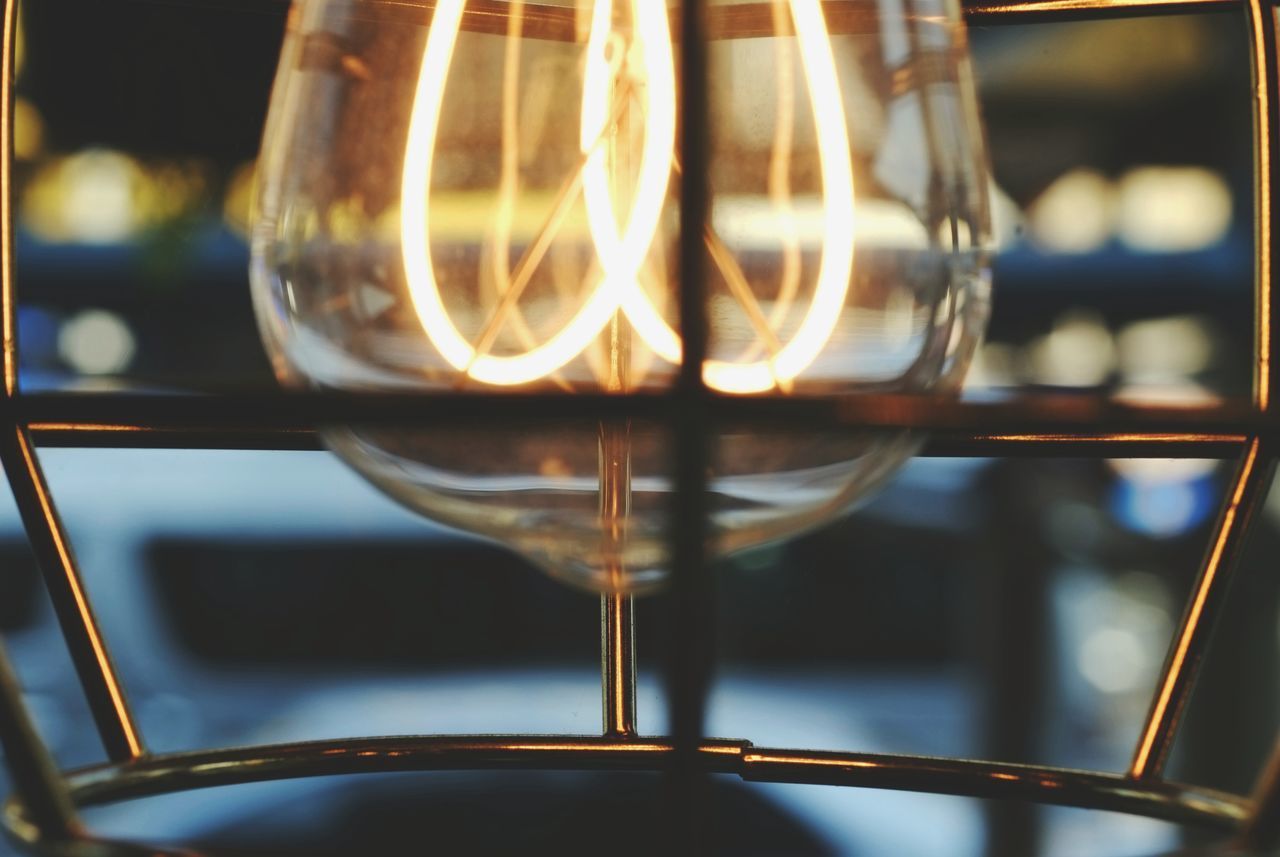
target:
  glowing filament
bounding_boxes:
[400,0,856,393]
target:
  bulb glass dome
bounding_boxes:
[251,0,992,592]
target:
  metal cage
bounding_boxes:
[0,0,1277,853]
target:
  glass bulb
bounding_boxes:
[251,0,992,593]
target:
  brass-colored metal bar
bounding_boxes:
[597,349,637,736]
[1,392,1270,435]
[111,0,1243,29]
[1241,0,1280,849]
[105,0,291,14]
[735,749,1249,829]
[0,638,79,843]
[1129,438,1275,778]
[0,0,80,841]
[0,0,90,843]
[0,428,145,763]
[28,424,327,451]
[925,432,1247,458]
[601,594,636,737]
[0,0,144,765]
[963,0,1235,21]
[0,0,14,402]
[26,737,1248,832]
[1256,0,1279,417]
[24,423,1250,458]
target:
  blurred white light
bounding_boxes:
[1079,627,1147,694]
[1114,378,1220,409]
[1109,380,1220,486]
[963,341,1018,389]
[58,310,136,375]
[1027,169,1114,254]
[38,151,142,244]
[1110,456,1216,485]
[1117,167,1232,253]
[714,196,929,250]
[1027,311,1116,387]
[1117,316,1214,383]
[23,150,210,245]
[1073,573,1173,696]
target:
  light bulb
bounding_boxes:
[251,0,992,592]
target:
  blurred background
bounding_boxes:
[0,1,1272,855]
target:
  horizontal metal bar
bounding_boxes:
[27,423,326,451]
[924,432,1248,458]
[963,0,1236,22]
[736,749,1248,828]
[0,392,1268,437]
[24,422,1250,458]
[32,736,1248,833]
[102,0,1243,26]
[104,0,289,14]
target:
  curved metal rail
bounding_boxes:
[0,738,1253,855]
[17,737,1256,824]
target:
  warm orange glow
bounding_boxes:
[401,0,853,393]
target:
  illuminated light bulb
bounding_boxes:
[251,0,993,592]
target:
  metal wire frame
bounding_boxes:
[0,0,1276,853]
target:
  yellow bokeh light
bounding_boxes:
[13,98,43,161]
[223,162,258,238]
[22,150,209,245]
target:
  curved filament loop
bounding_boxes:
[401,0,622,386]
[581,0,680,365]
[401,0,854,393]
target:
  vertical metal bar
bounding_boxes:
[667,0,714,850]
[0,0,82,843]
[599,415,636,737]
[1255,0,1279,419]
[1132,0,1280,782]
[0,0,14,402]
[673,3,711,411]
[601,593,636,737]
[1240,0,1280,848]
[0,0,143,762]
[599,266,638,736]
[979,464,1051,856]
